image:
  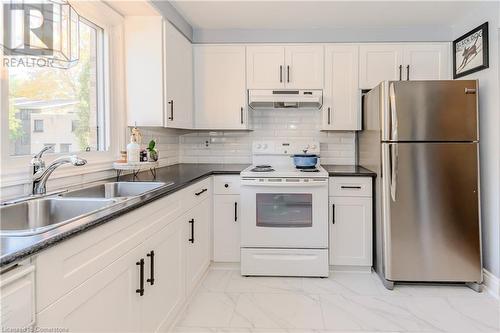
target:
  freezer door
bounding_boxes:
[386,80,478,142]
[382,142,481,282]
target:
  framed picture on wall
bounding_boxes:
[453,22,489,79]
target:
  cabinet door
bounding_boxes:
[185,198,211,294]
[284,45,324,89]
[125,16,164,127]
[37,246,142,332]
[164,20,193,129]
[329,196,372,266]
[403,43,451,80]
[213,195,240,262]
[194,45,248,129]
[140,218,186,332]
[246,45,285,89]
[359,44,403,89]
[323,45,360,130]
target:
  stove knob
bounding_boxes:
[256,144,262,149]
[262,143,268,150]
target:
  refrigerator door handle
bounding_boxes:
[389,82,398,141]
[390,143,398,202]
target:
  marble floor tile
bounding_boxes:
[200,269,234,292]
[225,271,303,294]
[177,292,239,327]
[230,293,324,329]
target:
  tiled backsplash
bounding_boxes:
[179,109,356,165]
[134,127,183,166]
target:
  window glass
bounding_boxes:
[7,18,106,156]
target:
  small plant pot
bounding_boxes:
[148,150,158,162]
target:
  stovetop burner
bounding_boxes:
[251,165,275,172]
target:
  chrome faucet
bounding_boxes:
[31,148,87,195]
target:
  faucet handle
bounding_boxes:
[33,146,51,159]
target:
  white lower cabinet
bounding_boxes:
[185,197,211,295]
[213,194,241,262]
[329,177,373,267]
[35,179,213,332]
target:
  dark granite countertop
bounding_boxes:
[0,163,374,267]
[322,165,376,178]
[0,163,248,268]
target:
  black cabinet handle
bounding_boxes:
[234,202,238,222]
[327,107,331,125]
[332,204,335,224]
[398,65,402,80]
[406,65,410,81]
[240,107,244,124]
[341,185,362,189]
[136,258,145,296]
[287,65,290,83]
[146,250,155,286]
[188,218,194,243]
[195,188,208,196]
[279,65,283,83]
[168,100,174,120]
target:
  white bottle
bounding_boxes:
[127,130,140,163]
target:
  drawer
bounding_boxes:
[329,177,372,197]
[214,175,241,195]
[183,177,212,209]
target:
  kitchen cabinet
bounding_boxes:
[359,43,450,89]
[185,197,211,295]
[246,45,324,89]
[125,17,193,128]
[329,177,373,267]
[164,20,194,129]
[194,45,248,129]
[214,195,240,262]
[323,44,360,130]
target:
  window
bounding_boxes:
[6,16,107,157]
[33,119,44,132]
[59,143,71,153]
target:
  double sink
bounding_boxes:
[0,182,170,237]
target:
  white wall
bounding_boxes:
[452,2,500,278]
[179,109,356,165]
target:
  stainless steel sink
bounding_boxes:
[60,182,168,198]
[0,198,118,236]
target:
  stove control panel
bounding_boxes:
[252,141,320,155]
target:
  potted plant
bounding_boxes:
[147,139,158,162]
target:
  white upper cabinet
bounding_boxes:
[360,43,451,88]
[125,17,193,128]
[403,43,450,81]
[194,45,248,130]
[125,16,164,127]
[284,45,324,89]
[246,45,284,89]
[359,44,403,89]
[246,45,324,89]
[164,20,193,129]
[323,45,360,130]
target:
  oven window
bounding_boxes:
[256,193,312,228]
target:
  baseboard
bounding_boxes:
[483,269,500,299]
[330,265,372,273]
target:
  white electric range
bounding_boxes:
[240,141,329,277]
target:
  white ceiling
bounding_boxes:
[170,1,479,30]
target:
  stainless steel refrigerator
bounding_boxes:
[358,80,482,290]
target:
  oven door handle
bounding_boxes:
[241,180,328,187]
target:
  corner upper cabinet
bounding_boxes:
[403,43,450,81]
[163,20,193,129]
[125,17,193,128]
[323,45,360,130]
[246,45,324,89]
[194,45,248,130]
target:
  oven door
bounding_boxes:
[240,179,328,248]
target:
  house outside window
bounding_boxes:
[33,119,44,132]
[60,143,72,153]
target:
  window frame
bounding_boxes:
[0,1,125,185]
[33,119,44,133]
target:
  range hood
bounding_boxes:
[248,90,323,110]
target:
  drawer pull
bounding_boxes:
[341,185,362,189]
[195,188,208,196]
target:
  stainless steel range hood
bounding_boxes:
[248,90,323,110]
